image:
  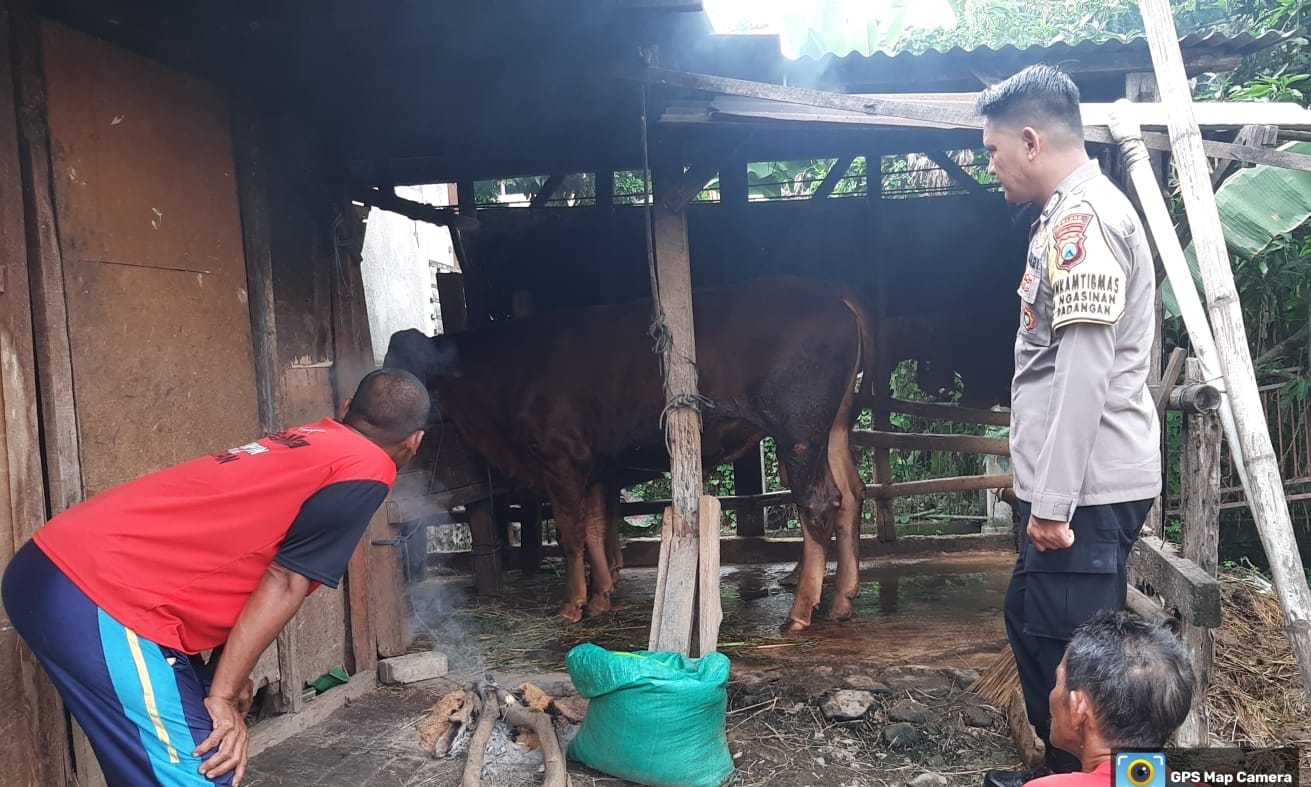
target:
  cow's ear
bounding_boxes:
[383,328,435,378]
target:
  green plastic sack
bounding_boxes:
[566,643,734,787]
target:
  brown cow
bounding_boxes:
[384,276,871,631]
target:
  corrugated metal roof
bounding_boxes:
[792,29,1295,65]
[777,29,1296,90]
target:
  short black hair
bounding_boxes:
[1064,610,1195,749]
[976,65,1084,140]
[343,368,431,446]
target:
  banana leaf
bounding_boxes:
[1163,141,1311,317]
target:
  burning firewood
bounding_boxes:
[418,689,474,757]
[516,682,552,712]
[447,677,570,787]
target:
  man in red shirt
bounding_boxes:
[1025,609,1194,787]
[2,369,429,787]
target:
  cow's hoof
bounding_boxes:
[829,596,855,620]
[780,616,811,633]
[558,602,584,623]
[586,593,612,616]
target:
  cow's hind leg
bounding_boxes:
[826,365,865,621]
[603,481,624,587]
[551,498,589,623]
[582,482,616,616]
[779,441,838,632]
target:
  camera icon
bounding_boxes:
[1116,752,1166,787]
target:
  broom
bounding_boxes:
[968,644,1019,707]
[970,644,1046,768]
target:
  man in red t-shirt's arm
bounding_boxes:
[2,369,429,787]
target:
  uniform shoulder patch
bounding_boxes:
[1047,207,1125,330]
[1051,212,1093,270]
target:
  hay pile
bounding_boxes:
[1209,571,1311,751]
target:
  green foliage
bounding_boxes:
[898,0,1255,54]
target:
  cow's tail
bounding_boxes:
[840,294,877,422]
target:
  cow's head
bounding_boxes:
[382,328,460,424]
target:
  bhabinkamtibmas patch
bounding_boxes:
[1046,209,1124,330]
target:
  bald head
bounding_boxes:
[343,369,431,447]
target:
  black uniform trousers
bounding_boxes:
[1004,497,1153,772]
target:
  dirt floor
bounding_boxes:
[246,551,1023,786]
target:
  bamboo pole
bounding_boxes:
[1106,104,1249,497]
[1133,0,1311,706]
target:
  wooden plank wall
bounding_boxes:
[246,111,356,688]
[0,6,69,784]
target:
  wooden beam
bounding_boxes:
[13,14,81,515]
[231,105,281,436]
[641,69,1311,130]
[639,66,983,129]
[867,150,896,543]
[719,157,747,204]
[1176,358,1220,746]
[0,6,72,783]
[647,149,706,655]
[1103,129,1311,174]
[696,495,722,656]
[1139,0,1311,705]
[1127,536,1221,628]
[811,154,856,200]
[1211,124,1279,186]
[456,181,477,214]
[659,131,750,211]
[467,499,503,596]
[354,186,480,231]
[866,473,1013,501]
[529,173,566,209]
[1131,69,1168,543]
[643,69,1311,174]
[430,532,1015,573]
[870,397,1012,428]
[852,429,1010,456]
[733,447,766,536]
[1154,347,1189,422]
[595,169,615,208]
[922,150,987,196]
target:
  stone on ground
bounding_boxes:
[378,651,450,685]
[882,722,921,748]
[821,690,876,721]
[887,700,932,724]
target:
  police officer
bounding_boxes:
[976,65,1161,786]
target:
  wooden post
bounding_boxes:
[1137,0,1311,706]
[1176,358,1219,746]
[867,153,896,543]
[697,495,723,655]
[0,7,73,783]
[646,148,705,656]
[453,180,486,327]
[231,108,281,435]
[733,449,766,537]
[519,499,543,575]
[328,215,406,665]
[467,499,503,596]
[1127,71,1168,541]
